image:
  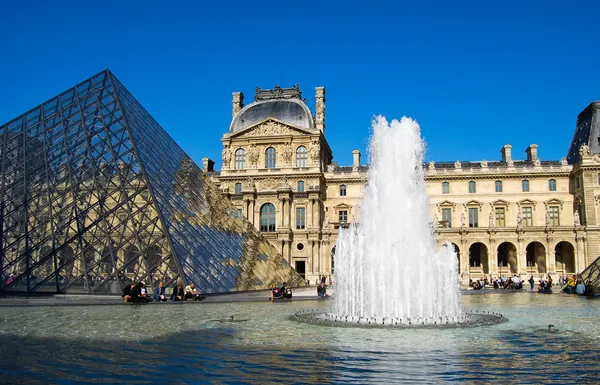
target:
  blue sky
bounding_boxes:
[1,0,599,168]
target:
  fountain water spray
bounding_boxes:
[333,116,462,320]
[294,116,506,328]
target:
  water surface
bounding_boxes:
[0,293,598,384]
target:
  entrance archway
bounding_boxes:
[469,242,489,275]
[555,241,575,275]
[497,242,518,276]
[526,242,546,275]
[452,243,461,273]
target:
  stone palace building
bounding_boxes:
[205,85,600,285]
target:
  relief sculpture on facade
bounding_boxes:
[248,144,259,166]
[222,144,231,169]
[247,121,293,137]
[282,142,293,165]
[310,140,320,166]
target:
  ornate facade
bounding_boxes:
[207,88,600,285]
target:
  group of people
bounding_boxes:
[121,281,205,303]
[270,282,293,300]
[470,275,525,290]
[562,274,596,296]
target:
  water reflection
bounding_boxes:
[0,295,598,384]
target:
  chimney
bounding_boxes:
[526,144,538,161]
[352,150,361,171]
[232,92,244,119]
[202,157,215,172]
[315,87,326,133]
[501,144,513,163]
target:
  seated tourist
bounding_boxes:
[129,282,151,303]
[317,282,329,298]
[270,285,283,301]
[171,283,184,301]
[185,283,205,301]
[280,282,292,299]
[153,281,167,302]
[122,282,135,302]
[575,279,586,295]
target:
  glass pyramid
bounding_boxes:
[0,69,303,294]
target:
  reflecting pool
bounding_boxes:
[0,293,598,384]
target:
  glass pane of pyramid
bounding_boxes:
[0,70,302,294]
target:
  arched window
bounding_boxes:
[297,180,305,192]
[340,184,347,196]
[296,146,308,167]
[260,203,276,232]
[265,147,276,168]
[549,179,557,191]
[495,180,503,192]
[235,183,242,194]
[522,180,530,192]
[442,181,449,194]
[235,148,246,169]
[468,181,476,193]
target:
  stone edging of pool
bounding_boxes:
[293,309,508,329]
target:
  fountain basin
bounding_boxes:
[294,309,507,329]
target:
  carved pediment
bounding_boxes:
[465,200,483,208]
[544,198,564,208]
[333,203,352,213]
[491,199,510,206]
[517,198,537,208]
[436,200,457,212]
[228,118,314,139]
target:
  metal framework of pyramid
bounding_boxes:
[0,69,303,294]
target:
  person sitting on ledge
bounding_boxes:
[153,281,167,302]
[171,283,184,301]
[270,284,282,301]
[317,282,329,299]
[185,283,205,301]
[129,282,151,303]
[280,282,292,299]
[122,282,135,302]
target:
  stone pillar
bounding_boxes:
[315,87,326,133]
[307,200,313,229]
[576,235,586,273]
[286,198,292,228]
[279,198,285,227]
[312,199,320,227]
[232,92,244,119]
[489,238,498,275]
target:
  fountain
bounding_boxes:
[295,116,506,328]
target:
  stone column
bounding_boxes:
[312,199,320,227]
[576,235,586,273]
[307,200,313,229]
[489,238,498,276]
[279,198,285,227]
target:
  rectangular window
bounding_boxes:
[296,207,306,229]
[237,208,243,218]
[339,210,348,223]
[522,207,533,227]
[522,180,529,192]
[442,182,449,194]
[495,180,503,192]
[235,183,242,194]
[495,207,505,227]
[549,179,557,191]
[549,206,559,226]
[468,208,478,227]
[340,185,347,196]
[442,208,452,227]
[468,181,476,193]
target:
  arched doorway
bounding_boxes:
[469,242,489,275]
[452,243,461,273]
[124,245,140,274]
[497,242,518,276]
[555,241,575,275]
[526,242,546,275]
